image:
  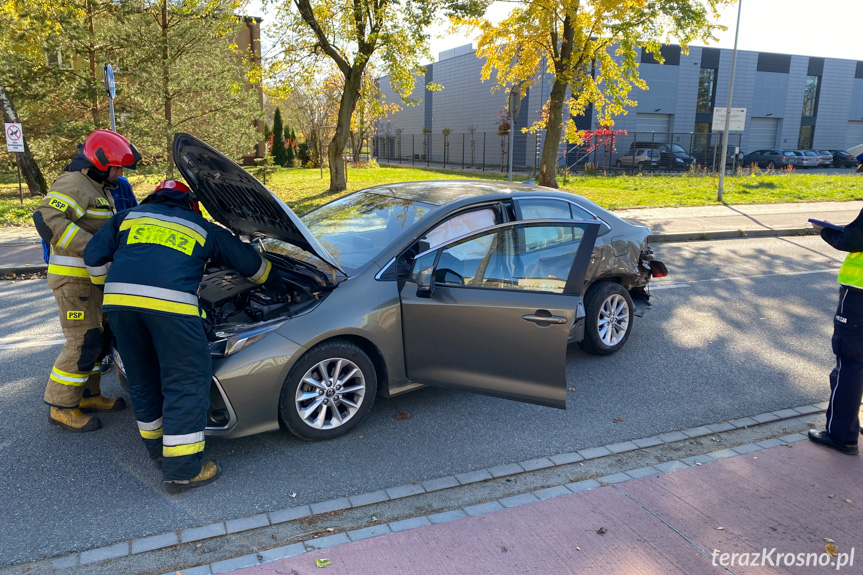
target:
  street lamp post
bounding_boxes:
[718,0,743,201]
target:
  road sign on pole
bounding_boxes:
[5,123,24,152]
[103,63,116,131]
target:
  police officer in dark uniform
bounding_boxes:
[83,180,284,491]
[810,153,863,455]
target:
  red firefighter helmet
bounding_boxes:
[154,179,199,213]
[82,130,142,171]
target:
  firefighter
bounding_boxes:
[33,130,141,432]
[83,180,285,491]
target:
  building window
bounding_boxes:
[696,69,717,112]
[798,125,814,149]
[694,122,711,149]
[802,75,820,117]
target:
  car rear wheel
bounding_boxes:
[767,160,775,168]
[280,340,377,441]
[637,161,645,171]
[615,160,623,167]
[579,282,634,356]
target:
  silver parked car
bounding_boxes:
[816,150,834,168]
[116,134,666,441]
[792,150,820,168]
[615,148,660,170]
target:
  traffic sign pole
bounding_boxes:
[16,153,22,204]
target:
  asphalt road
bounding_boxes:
[0,235,844,566]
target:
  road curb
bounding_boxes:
[36,402,827,574]
[0,264,46,276]
[649,226,817,243]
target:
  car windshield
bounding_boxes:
[671,144,687,154]
[262,191,436,274]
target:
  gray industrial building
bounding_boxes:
[374,43,863,169]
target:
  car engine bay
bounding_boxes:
[197,264,325,328]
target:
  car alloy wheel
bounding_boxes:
[579,282,634,356]
[280,340,377,441]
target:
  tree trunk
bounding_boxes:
[538,13,575,189]
[86,1,100,127]
[538,78,568,188]
[328,68,364,192]
[0,82,48,195]
[161,0,173,175]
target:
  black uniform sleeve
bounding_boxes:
[207,226,283,290]
[821,209,863,252]
[83,212,124,286]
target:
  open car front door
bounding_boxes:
[399,220,600,409]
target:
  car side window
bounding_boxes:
[410,223,587,294]
[423,209,496,250]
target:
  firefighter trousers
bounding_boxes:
[827,286,863,445]
[107,310,212,481]
[44,282,105,408]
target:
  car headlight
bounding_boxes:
[210,318,287,358]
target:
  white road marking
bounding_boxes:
[0,338,65,351]
[651,268,837,290]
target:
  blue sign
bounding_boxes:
[103,64,115,99]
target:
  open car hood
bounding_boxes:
[172,133,343,273]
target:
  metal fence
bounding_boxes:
[372,131,544,174]
[372,130,747,175]
[560,131,745,173]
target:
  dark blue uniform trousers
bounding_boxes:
[107,310,212,481]
[827,286,863,445]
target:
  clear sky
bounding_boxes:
[247,1,863,63]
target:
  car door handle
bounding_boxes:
[522,314,567,325]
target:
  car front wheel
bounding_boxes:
[579,282,634,356]
[279,340,377,441]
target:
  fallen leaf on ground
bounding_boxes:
[826,544,838,557]
[596,527,607,535]
[326,528,335,532]
[501,546,508,552]
[828,494,835,498]
[195,544,202,548]
[576,547,581,551]
[716,527,725,531]
[825,538,835,543]
[316,558,333,568]
[395,411,412,420]
[845,499,852,503]
[568,388,576,391]
[613,417,624,422]
[358,435,364,439]
[290,492,297,498]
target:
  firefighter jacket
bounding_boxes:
[83,190,281,317]
[34,170,116,289]
[821,209,863,289]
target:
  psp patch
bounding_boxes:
[67,311,85,320]
[96,197,110,206]
[48,198,69,212]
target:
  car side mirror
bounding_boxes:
[416,266,435,298]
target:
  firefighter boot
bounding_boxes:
[79,394,127,413]
[49,407,102,433]
[163,460,222,493]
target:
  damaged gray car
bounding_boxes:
[115,133,667,441]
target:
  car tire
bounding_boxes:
[615,160,623,167]
[767,160,775,168]
[637,161,645,171]
[279,340,377,441]
[579,282,634,356]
